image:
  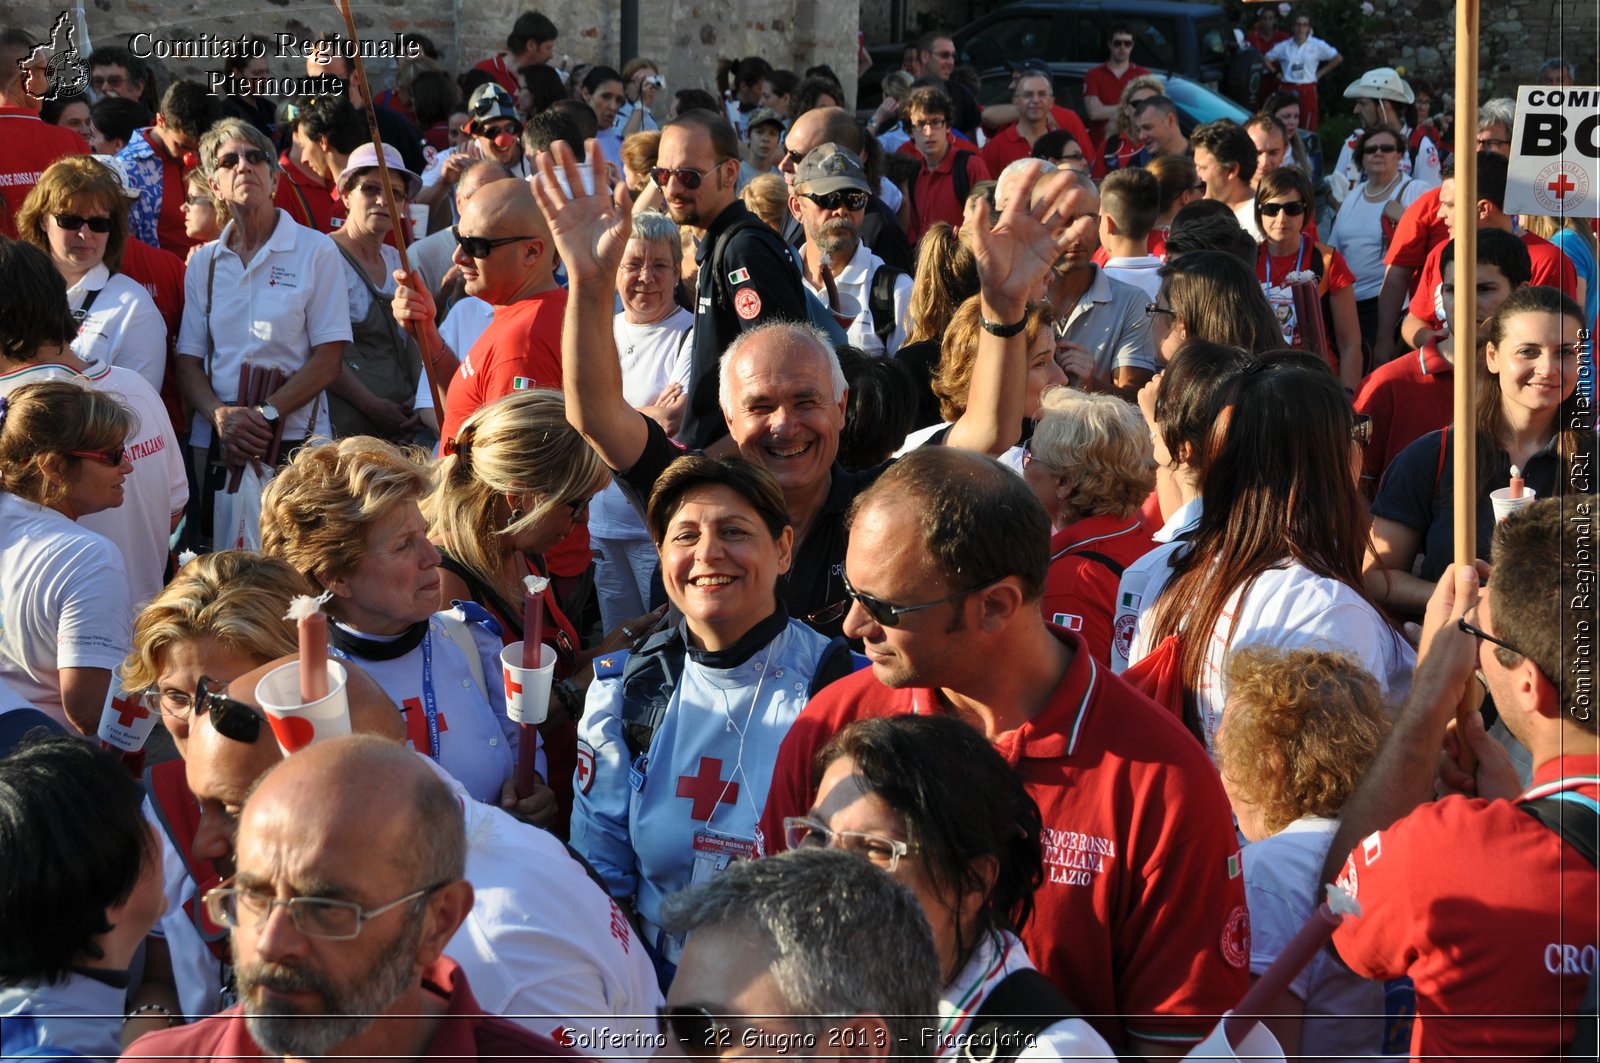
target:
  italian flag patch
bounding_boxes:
[727,266,751,285]
[512,376,534,390]
[1228,852,1242,879]
[1121,591,1140,609]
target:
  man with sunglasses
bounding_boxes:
[127,736,588,1063]
[1083,24,1150,148]
[418,85,529,226]
[0,27,90,240]
[1323,499,1600,1061]
[775,106,914,274]
[789,144,911,356]
[914,30,981,139]
[116,80,218,257]
[758,447,1249,1058]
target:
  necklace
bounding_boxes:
[1362,172,1402,201]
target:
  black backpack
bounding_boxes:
[868,263,908,345]
[959,967,1079,1063]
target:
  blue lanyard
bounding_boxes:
[419,628,442,761]
[1263,235,1307,288]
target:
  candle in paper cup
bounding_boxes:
[1490,472,1537,523]
[1184,1012,1287,1062]
[523,574,549,669]
[501,641,557,726]
[255,659,351,755]
[1508,464,1524,499]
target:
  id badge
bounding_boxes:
[689,829,757,886]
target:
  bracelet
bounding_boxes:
[979,313,1028,338]
[125,1003,178,1027]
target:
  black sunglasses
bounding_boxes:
[195,675,265,744]
[801,189,869,211]
[68,445,127,466]
[652,165,723,190]
[656,1006,734,1059]
[839,571,1005,628]
[1362,143,1400,155]
[783,147,807,167]
[54,213,113,233]
[1145,302,1177,319]
[216,149,271,170]
[470,94,509,117]
[1259,200,1307,217]
[565,494,593,518]
[452,226,536,259]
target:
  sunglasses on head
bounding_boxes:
[1259,200,1307,217]
[471,94,509,117]
[652,165,723,190]
[54,214,113,233]
[801,189,869,211]
[216,149,271,169]
[451,226,536,259]
[68,445,127,466]
[194,675,265,744]
[656,1006,735,1059]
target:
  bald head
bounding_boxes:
[462,179,550,240]
[458,159,515,204]
[780,106,863,190]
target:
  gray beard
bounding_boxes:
[815,219,859,259]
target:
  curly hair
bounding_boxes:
[16,156,130,274]
[1030,386,1156,522]
[259,436,434,588]
[0,380,134,507]
[122,551,311,693]
[1115,76,1166,137]
[933,296,1053,423]
[1216,646,1391,836]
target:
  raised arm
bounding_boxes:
[530,140,651,471]
[946,168,1080,454]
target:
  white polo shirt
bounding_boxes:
[0,360,187,609]
[67,264,168,394]
[800,240,913,356]
[176,208,352,446]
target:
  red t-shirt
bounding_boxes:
[274,151,346,234]
[473,54,522,96]
[907,140,992,245]
[980,107,1094,176]
[1041,515,1157,665]
[1083,62,1150,148]
[1409,229,1578,327]
[124,957,588,1061]
[1332,755,1600,1061]
[119,237,188,436]
[1245,30,1290,54]
[1383,186,1448,287]
[0,107,89,238]
[1353,338,1453,494]
[758,626,1249,1049]
[1255,238,1356,367]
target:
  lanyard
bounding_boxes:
[1263,235,1306,288]
[418,628,442,761]
[1522,775,1600,801]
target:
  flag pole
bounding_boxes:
[1451,0,1481,770]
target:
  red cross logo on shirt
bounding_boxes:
[676,756,739,820]
[111,694,149,727]
[399,696,447,753]
[1549,173,1577,200]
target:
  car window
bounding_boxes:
[960,12,1070,70]
[1126,18,1178,70]
[1165,76,1252,128]
[1196,16,1232,67]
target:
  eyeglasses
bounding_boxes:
[911,117,948,132]
[782,147,808,168]
[1362,143,1400,155]
[90,74,127,90]
[54,214,113,234]
[480,121,522,140]
[1145,302,1177,319]
[1112,38,1135,47]
[1477,136,1511,150]
[652,165,724,189]
[215,149,271,169]
[1128,96,1159,108]
[1053,152,1087,165]
[1188,181,1207,192]
[656,1006,737,1059]
[204,876,446,940]
[470,93,511,117]
[565,494,593,518]
[452,226,536,259]
[838,571,1004,628]
[1457,615,1529,660]
[68,445,127,465]
[1351,413,1373,447]
[191,675,265,741]
[355,181,410,202]
[782,816,918,872]
[1259,200,1307,217]
[801,189,869,212]
[184,194,214,207]
[931,49,957,59]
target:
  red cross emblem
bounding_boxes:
[505,674,523,699]
[576,746,595,794]
[399,697,447,753]
[676,756,739,820]
[1549,173,1577,199]
[112,694,148,728]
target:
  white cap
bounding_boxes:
[1343,67,1414,104]
[91,154,140,199]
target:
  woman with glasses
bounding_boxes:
[180,169,224,253]
[261,436,543,817]
[571,454,853,985]
[794,714,1115,1059]
[1369,287,1589,619]
[1096,76,1164,178]
[0,380,134,733]
[1254,167,1363,391]
[1328,125,1426,350]
[16,156,167,392]
[326,143,426,443]
[1126,354,1413,750]
[1149,249,1284,366]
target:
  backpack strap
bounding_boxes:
[436,608,491,702]
[952,149,974,205]
[806,635,859,698]
[962,967,1078,1063]
[869,263,905,344]
[618,627,688,762]
[710,215,795,309]
[1520,792,1600,1059]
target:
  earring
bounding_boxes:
[507,507,523,527]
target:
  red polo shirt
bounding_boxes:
[907,139,992,245]
[119,237,188,435]
[981,107,1094,175]
[1083,62,1149,147]
[1409,229,1577,328]
[274,151,346,234]
[472,54,521,96]
[1041,515,1158,665]
[0,107,89,238]
[1354,337,1453,495]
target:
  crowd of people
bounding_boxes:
[0,8,1595,1063]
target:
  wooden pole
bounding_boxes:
[330,0,447,419]
[1452,0,1481,769]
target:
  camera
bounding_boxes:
[645,75,666,90]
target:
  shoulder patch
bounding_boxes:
[575,743,596,794]
[1051,612,1084,631]
[594,650,630,679]
[734,287,762,320]
[728,266,751,285]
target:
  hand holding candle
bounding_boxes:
[1224,884,1361,1049]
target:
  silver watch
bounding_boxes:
[255,402,280,424]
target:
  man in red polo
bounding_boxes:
[903,85,991,244]
[0,28,89,239]
[473,10,558,96]
[759,447,1249,1058]
[1083,23,1149,148]
[980,69,1091,176]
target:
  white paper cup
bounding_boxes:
[96,690,161,752]
[407,202,429,235]
[255,660,351,755]
[501,641,556,725]
[830,290,861,331]
[1183,1012,1287,1061]
[1490,485,1537,523]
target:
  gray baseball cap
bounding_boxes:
[794,143,869,195]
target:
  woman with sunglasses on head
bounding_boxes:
[326,143,427,444]
[1368,287,1590,619]
[0,379,135,734]
[1126,354,1413,750]
[1254,167,1363,391]
[571,454,855,985]
[795,714,1115,1059]
[261,435,553,822]
[16,156,167,392]
[1328,124,1426,350]
[179,169,224,254]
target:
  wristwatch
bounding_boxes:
[255,402,281,424]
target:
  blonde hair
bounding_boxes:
[0,380,134,507]
[933,297,1053,422]
[183,167,230,227]
[260,437,434,587]
[424,390,608,605]
[740,172,789,233]
[1116,75,1166,136]
[1216,646,1391,836]
[621,129,661,193]
[1030,387,1156,521]
[121,551,311,692]
[905,223,979,346]
[16,156,130,273]
[1521,212,1597,266]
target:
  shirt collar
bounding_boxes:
[1050,514,1146,557]
[832,241,878,285]
[1153,496,1203,543]
[989,625,1097,760]
[1419,338,1452,377]
[67,262,110,297]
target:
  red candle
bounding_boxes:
[286,594,329,703]
[1509,464,1525,499]
[1224,886,1360,1048]
[522,575,549,669]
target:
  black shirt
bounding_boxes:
[679,201,811,451]
[615,416,891,639]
